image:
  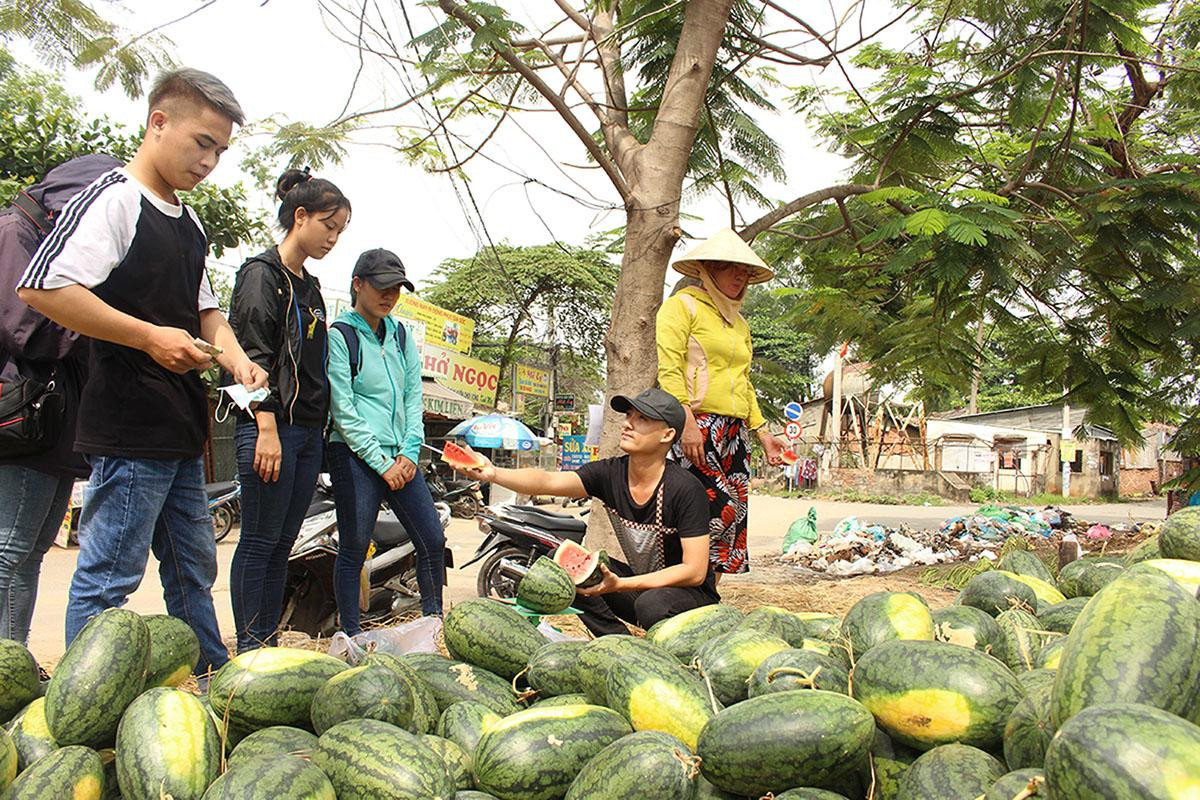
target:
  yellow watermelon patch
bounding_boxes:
[627,680,711,750]
[864,689,973,744]
[885,595,935,640]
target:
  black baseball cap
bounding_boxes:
[352,248,415,291]
[610,388,686,443]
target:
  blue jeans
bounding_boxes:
[0,466,74,645]
[326,443,444,634]
[230,422,324,652]
[66,455,227,673]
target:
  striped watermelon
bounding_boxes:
[1050,569,1200,729]
[435,701,501,761]
[995,608,1052,672]
[402,654,521,715]
[796,612,842,641]
[0,640,39,725]
[958,571,1037,616]
[747,648,850,697]
[1003,571,1066,610]
[739,605,808,646]
[896,743,1005,800]
[45,608,150,748]
[227,726,317,770]
[455,793,501,800]
[842,592,934,659]
[773,789,850,799]
[852,639,1024,751]
[1160,506,1200,561]
[697,690,875,796]
[473,705,632,800]
[310,663,414,734]
[312,718,455,799]
[694,629,790,705]
[564,731,698,800]
[1035,636,1066,670]
[985,768,1045,799]
[576,635,679,706]
[516,557,577,614]
[143,614,201,688]
[6,697,56,771]
[604,647,715,750]
[1002,671,1054,769]
[4,745,105,799]
[1128,558,1200,596]
[999,548,1055,583]
[0,727,14,793]
[931,606,1003,653]
[1044,703,1200,799]
[1055,556,1124,597]
[645,605,744,663]
[1037,598,1089,634]
[531,693,590,709]
[209,647,347,732]
[799,637,852,670]
[362,652,440,734]
[526,641,586,697]
[114,688,220,800]
[1123,535,1162,565]
[694,776,741,799]
[443,598,548,680]
[422,734,473,790]
[201,753,335,799]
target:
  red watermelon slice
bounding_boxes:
[780,450,798,465]
[442,440,487,470]
[553,541,609,588]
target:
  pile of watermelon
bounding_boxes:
[2,510,1199,799]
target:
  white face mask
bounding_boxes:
[219,383,269,412]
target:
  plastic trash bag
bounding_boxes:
[782,506,819,555]
[328,615,444,664]
[833,516,863,538]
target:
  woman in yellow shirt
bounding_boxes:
[656,229,788,577]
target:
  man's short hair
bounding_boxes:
[148,68,245,126]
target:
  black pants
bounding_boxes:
[573,560,720,636]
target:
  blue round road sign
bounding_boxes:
[783,402,803,421]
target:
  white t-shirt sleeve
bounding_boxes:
[18,172,138,291]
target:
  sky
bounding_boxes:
[39,0,863,301]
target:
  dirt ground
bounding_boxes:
[24,493,1166,664]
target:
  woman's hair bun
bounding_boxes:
[274,167,312,202]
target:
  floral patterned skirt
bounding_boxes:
[670,412,751,573]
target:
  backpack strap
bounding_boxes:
[331,321,361,381]
[12,191,52,238]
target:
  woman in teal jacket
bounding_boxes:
[326,249,444,631]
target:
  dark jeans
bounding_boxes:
[573,560,720,637]
[326,443,445,634]
[67,455,226,673]
[230,422,324,653]
[0,466,73,644]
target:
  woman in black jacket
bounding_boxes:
[227,169,350,653]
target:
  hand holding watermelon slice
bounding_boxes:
[440,440,492,477]
[779,450,798,465]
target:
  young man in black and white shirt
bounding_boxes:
[18,69,267,673]
[451,388,719,636]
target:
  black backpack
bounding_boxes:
[330,319,407,382]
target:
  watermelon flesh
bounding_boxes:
[442,441,486,470]
[780,450,798,465]
[553,541,608,588]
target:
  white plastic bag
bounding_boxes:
[328,615,444,664]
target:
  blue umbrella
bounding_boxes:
[448,413,543,450]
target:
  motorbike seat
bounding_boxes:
[205,480,238,499]
[306,498,336,517]
[373,519,411,547]
[506,505,587,534]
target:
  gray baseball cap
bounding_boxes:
[352,248,415,291]
[610,388,686,443]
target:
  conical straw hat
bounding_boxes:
[671,228,775,284]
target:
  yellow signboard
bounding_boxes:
[422,344,499,407]
[515,364,550,397]
[1060,439,1078,463]
[394,295,474,353]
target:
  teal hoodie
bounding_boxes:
[327,310,424,475]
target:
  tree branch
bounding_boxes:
[740,184,875,240]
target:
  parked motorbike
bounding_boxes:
[425,463,484,519]
[279,475,454,638]
[205,479,241,543]
[463,504,587,599]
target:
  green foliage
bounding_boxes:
[741,285,819,419]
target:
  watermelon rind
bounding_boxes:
[310,663,414,735]
[209,647,348,732]
[227,726,318,771]
[1054,556,1124,598]
[998,548,1055,584]
[985,768,1045,800]
[1002,571,1066,610]
[605,648,715,750]
[0,727,14,794]
[403,654,522,715]
[931,605,1003,654]
[747,648,850,697]
[443,598,548,680]
[1036,598,1089,634]
[516,557,577,615]
[697,690,875,797]
[994,608,1052,673]
[644,605,744,663]
[0,640,40,725]
[143,614,201,688]
[552,541,608,589]
[422,734,474,790]
[115,687,220,800]
[435,700,502,761]
[851,639,1024,752]
[896,743,1005,800]
[6,697,57,771]
[473,704,632,800]
[1127,558,1200,597]
[1050,568,1200,729]
[565,730,699,800]
[1044,703,1200,799]
[201,753,335,800]
[958,571,1037,616]
[693,628,790,706]
[1003,674,1054,769]
[841,592,934,659]
[311,718,455,800]
[739,605,809,646]
[361,651,439,734]
[1160,506,1200,561]
[4,744,105,800]
[526,641,586,697]
[45,608,150,748]
[1123,535,1161,566]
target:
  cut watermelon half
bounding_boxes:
[553,540,609,588]
[442,440,486,470]
[780,450,799,465]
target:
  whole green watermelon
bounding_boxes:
[143,614,201,688]
[526,641,587,697]
[564,731,698,800]
[516,557,577,614]
[694,628,790,705]
[1055,556,1124,597]
[362,651,440,733]
[443,598,548,680]
[1160,506,1200,561]
[209,647,348,732]
[4,745,105,800]
[227,726,317,770]
[202,753,335,799]
[748,649,850,697]
[958,571,1037,616]
[310,663,414,734]
[645,605,744,664]
[312,718,455,799]
[739,605,809,646]
[422,734,473,790]
[6,697,56,771]
[897,743,1005,800]
[115,687,221,800]
[931,606,1003,653]
[841,592,933,659]
[0,640,40,725]
[402,654,521,715]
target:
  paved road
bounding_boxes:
[24,494,1166,664]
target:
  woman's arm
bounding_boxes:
[328,326,391,476]
[398,324,425,466]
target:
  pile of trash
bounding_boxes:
[938,504,1068,540]
[781,511,965,576]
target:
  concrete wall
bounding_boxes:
[823,467,988,501]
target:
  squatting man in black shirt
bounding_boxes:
[450,387,720,636]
